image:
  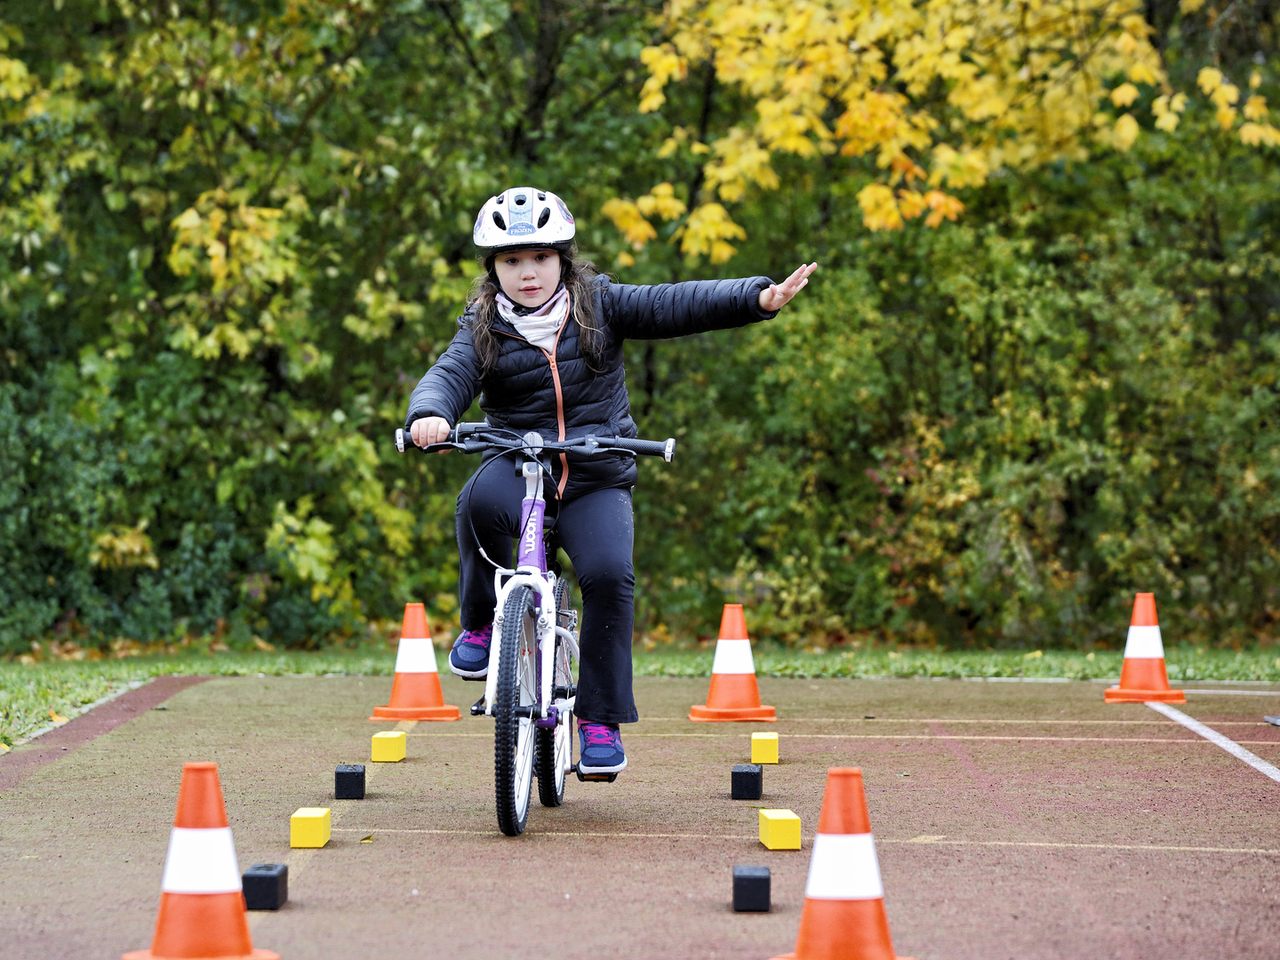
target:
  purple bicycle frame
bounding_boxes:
[516,495,548,572]
[515,480,558,730]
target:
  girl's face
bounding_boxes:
[493,247,562,309]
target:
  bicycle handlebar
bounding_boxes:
[394,423,676,463]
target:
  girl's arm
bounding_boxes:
[604,276,773,340]
[404,323,483,431]
[603,265,815,340]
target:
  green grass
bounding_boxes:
[3,643,1278,750]
[643,645,1280,682]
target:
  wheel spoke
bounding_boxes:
[537,579,578,807]
[496,587,538,835]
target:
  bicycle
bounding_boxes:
[395,422,675,836]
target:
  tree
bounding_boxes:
[610,0,1279,259]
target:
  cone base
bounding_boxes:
[1104,686,1186,703]
[124,951,278,960]
[770,955,915,960]
[689,703,777,722]
[370,704,460,721]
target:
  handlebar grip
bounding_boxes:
[395,426,458,454]
[608,436,676,462]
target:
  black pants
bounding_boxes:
[456,461,638,725]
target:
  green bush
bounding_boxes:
[0,3,1275,654]
[636,134,1280,648]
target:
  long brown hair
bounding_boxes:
[467,245,606,374]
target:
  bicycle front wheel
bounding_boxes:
[494,586,538,836]
[536,578,577,807]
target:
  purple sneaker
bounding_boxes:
[577,721,627,775]
[448,624,492,680]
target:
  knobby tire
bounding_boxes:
[536,578,576,807]
[495,586,537,836]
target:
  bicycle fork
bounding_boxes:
[477,458,574,770]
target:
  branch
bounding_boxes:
[259,2,386,202]
[432,0,486,81]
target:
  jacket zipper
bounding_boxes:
[494,297,572,498]
[545,297,571,498]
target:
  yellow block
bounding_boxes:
[371,730,407,762]
[751,731,779,764]
[290,807,332,848]
[759,808,801,850]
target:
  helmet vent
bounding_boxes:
[495,195,504,205]
[537,208,550,228]
[537,192,546,200]
[514,194,527,205]
[492,211,506,230]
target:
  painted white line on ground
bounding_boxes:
[1147,702,1280,783]
[964,676,1072,683]
[332,826,760,841]
[1181,688,1280,697]
[328,826,1280,856]
[1088,679,1280,687]
[411,731,1279,745]
[894,836,1280,856]
[643,716,1270,726]
[624,733,1210,743]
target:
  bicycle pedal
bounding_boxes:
[574,766,618,783]
[469,696,487,716]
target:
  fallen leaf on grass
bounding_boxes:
[48,709,70,725]
[0,742,11,753]
[360,835,374,844]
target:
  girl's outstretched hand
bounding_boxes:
[759,262,818,312]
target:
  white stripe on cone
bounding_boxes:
[393,637,440,674]
[160,827,242,894]
[803,833,885,901]
[709,638,755,675]
[1122,625,1165,660]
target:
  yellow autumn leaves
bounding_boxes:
[604,185,753,265]
[614,0,1278,260]
[0,55,33,100]
[858,185,964,233]
[90,522,159,570]
[1202,67,1280,148]
[166,188,302,359]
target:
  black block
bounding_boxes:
[731,763,763,800]
[243,863,288,911]
[732,865,771,912]
[336,763,366,799]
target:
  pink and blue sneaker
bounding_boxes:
[577,721,627,775]
[448,624,492,680]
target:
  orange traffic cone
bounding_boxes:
[689,603,776,722]
[772,768,913,960]
[124,762,277,960]
[1104,592,1185,703]
[371,603,460,721]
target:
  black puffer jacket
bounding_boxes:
[405,273,777,499]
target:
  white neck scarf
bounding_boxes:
[496,285,570,353]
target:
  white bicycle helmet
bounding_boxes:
[473,186,576,253]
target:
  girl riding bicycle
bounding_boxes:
[405,186,815,778]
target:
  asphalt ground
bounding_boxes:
[3,672,1279,959]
